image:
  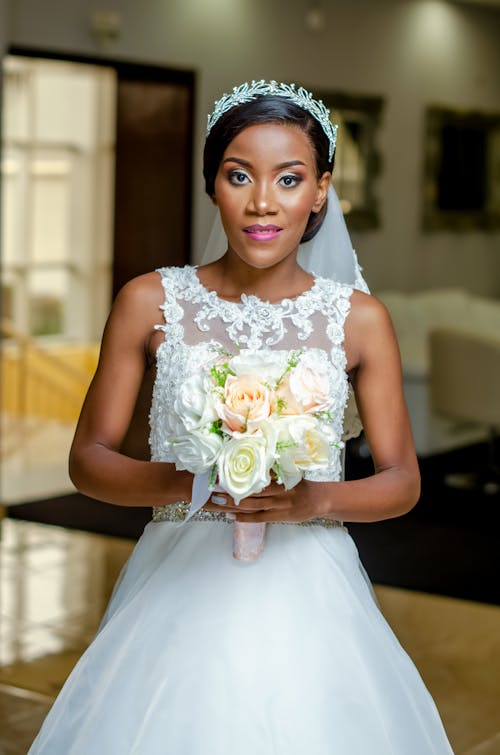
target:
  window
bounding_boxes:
[1,55,116,341]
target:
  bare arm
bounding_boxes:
[211,291,420,524]
[316,290,421,521]
[69,273,192,507]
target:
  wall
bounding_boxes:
[4,0,500,295]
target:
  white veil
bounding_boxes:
[201,184,369,294]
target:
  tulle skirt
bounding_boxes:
[29,518,454,754]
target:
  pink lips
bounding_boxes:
[243,224,283,241]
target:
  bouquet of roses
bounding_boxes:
[166,348,339,560]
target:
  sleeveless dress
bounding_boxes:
[29,265,454,754]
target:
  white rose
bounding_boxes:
[174,371,218,432]
[275,451,302,490]
[230,349,287,381]
[288,360,332,414]
[273,417,302,489]
[217,431,274,504]
[171,429,223,474]
[164,409,187,439]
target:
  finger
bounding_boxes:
[250,482,287,498]
[238,497,290,511]
[204,502,240,514]
[235,509,294,523]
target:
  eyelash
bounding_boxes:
[228,170,250,185]
[279,174,302,188]
[227,171,303,188]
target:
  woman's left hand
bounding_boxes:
[203,479,331,523]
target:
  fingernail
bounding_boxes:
[211,494,226,505]
[226,513,236,520]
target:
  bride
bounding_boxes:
[29,81,454,754]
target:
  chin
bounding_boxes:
[238,254,293,271]
[231,242,299,270]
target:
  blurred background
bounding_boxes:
[0,2,500,751]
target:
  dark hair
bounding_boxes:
[203,96,335,243]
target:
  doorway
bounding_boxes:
[1,50,194,520]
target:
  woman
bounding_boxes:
[29,81,454,754]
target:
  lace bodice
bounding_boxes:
[149,265,361,483]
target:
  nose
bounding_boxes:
[247,181,277,216]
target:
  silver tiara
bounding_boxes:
[206,80,337,162]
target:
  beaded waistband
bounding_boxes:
[152,501,344,529]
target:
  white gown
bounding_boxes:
[29,266,454,754]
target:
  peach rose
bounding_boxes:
[216,374,272,433]
[289,362,332,413]
[274,377,304,416]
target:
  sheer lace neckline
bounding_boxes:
[192,266,319,307]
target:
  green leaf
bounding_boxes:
[209,420,224,436]
[272,461,284,484]
[209,464,217,488]
[315,410,334,422]
[276,440,299,452]
[276,397,287,414]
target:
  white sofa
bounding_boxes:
[376,288,500,456]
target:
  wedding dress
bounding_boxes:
[29,265,454,754]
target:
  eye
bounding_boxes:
[278,174,302,188]
[228,170,250,185]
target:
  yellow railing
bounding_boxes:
[1,319,99,425]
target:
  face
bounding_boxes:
[213,123,330,270]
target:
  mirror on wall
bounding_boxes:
[316,89,384,230]
[423,106,500,231]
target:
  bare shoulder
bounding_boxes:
[101,271,166,353]
[114,271,164,311]
[344,290,398,370]
[347,290,392,328]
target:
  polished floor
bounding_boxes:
[0,519,499,755]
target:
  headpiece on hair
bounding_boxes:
[206,80,337,162]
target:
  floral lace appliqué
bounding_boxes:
[156,266,353,351]
[150,265,363,480]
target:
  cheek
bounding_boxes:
[286,189,317,226]
[213,178,239,217]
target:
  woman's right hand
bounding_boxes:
[69,273,193,508]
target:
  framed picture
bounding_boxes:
[423,106,500,231]
[316,89,384,230]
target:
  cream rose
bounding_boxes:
[217,433,273,504]
[288,362,332,414]
[290,416,332,469]
[216,374,272,433]
[171,429,223,474]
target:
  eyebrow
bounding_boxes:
[222,157,306,169]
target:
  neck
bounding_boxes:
[203,251,313,302]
